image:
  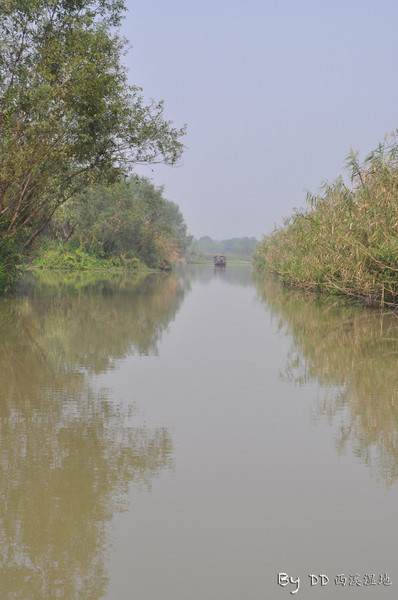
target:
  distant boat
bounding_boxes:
[214,254,226,266]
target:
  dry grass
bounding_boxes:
[253,135,398,307]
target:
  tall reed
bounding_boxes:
[253,135,398,306]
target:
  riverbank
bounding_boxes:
[253,136,398,308]
[0,177,192,292]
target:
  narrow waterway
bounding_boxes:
[1,265,397,598]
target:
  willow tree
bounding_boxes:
[0,0,185,287]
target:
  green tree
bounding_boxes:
[0,0,185,287]
[47,177,192,269]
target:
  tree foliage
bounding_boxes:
[44,177,192,269]
[0,0,185,287]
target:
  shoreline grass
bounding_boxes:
[30,244,149,272]
[253,134,398,308]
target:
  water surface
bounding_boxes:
[1,265,398,598]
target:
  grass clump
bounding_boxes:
[32,243,146,271]
[253,134,398,307]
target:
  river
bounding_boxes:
[1,264,397,598]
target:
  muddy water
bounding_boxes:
[1,265,398,598]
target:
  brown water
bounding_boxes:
[1,265,398,599]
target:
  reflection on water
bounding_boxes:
[176,262,254,287]
[0,389,172,599]
[0,270,185,599]
[13,269,190,373]
[3,265,398,599]
[254,272,398,486]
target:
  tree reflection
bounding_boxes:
[0,271,183,598]
[253,272,398,487]
[8,270,189,376]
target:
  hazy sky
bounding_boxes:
[120,0,398,240]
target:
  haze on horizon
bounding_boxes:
[121,0,398,241]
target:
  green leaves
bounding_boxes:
[0,0,185,260]
[47,177,191,269]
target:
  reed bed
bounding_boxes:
[253,135,398,307]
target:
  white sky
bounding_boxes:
[120,0,398,240]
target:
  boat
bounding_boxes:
[214,254,226,266]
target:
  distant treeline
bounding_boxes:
[253,134,398,308]
[189,236,258,260]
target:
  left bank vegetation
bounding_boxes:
[0,0,187,292]
[253,134,398,308]
[34,177,192,271]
